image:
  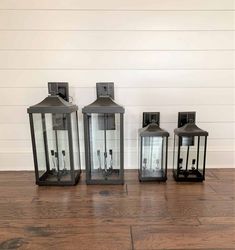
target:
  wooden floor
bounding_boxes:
[0,169,234,250]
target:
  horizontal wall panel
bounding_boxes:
[0,1,233,171]
[0,105,234,125]
[0,31,233,50]
[0,0,233,10]
[115,88,233,106]
[0,140,32,153]
[0,150,233,171]
[0,106,30,124]
[0,152,34,170]
[0,69,233,88]
[0,11,233,30]
[0,88,46,106]
[0,122,233,141]
[0,88,233,106]
[0,51,233,69]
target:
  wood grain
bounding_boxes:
[0,169,234,249]
[132,224,235,249]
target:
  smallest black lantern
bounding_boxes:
[173,112,209,182]
[27,82,81,186]
[138,112,169,182]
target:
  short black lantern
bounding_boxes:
[27,83,81,186]
[173,112,208,182]
[138,112,169,182]
[82,83,125,184]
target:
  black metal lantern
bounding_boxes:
[82,83,125,184]
[138,112,169,182]
[173,112,209,182]
[27,83,81,186]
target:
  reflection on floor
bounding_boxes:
[0,169,234,249]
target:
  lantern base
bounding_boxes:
[138,169,167,182]
[36,170,81,186]
[173,169,204,182]
[86,169,124,185]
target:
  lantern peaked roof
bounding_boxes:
[27,95,78,113]
[139,122,169,137]
[174,122,208,136]
[82,96,125,114]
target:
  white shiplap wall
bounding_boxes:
[0,0,234,170]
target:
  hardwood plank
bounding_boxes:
[132,224,235,249]
[0,200,169,220]
[167,200,235,217]
[208,181,235,194]
[210,169,235,181]
[198,216,235,225]
[0,223,132,250]
[0,217,200,230]
[0,169,234,249]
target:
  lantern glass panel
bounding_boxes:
[43,113,72,182]
[173,117,208,181]
[32,113,47,179]
[177,135,206,179]
[179,136,198,173]
[173,135,179,172]
[162,137,167,176]
[71,112,81,173]
[88,113,121,180]
[138,135,141,172]
[141,136,165,178]
[198,136,206,173]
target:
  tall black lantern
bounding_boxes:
[138,112,169,182]
[82,83,125,184]
[27,83,81,186]
[173,112,208,182]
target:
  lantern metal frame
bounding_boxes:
[173,112,209,182]
[27,84,81,186]
[138,113,169,182]
[82,83,125,185]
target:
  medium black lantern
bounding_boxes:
[27,83,81,186]
[173,112,208,181]
[138,112,169,182]
[82,83,125,184]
